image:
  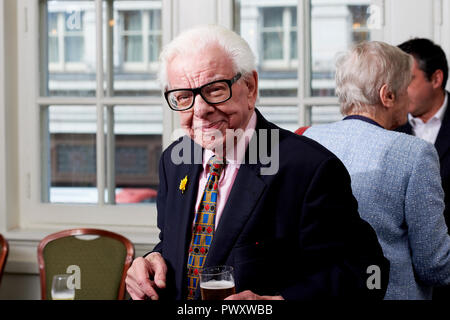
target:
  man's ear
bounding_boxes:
[379,84,395,108]
[245,70,258,109]
[431,69,444,89]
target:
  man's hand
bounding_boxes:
[225,290,284,300]
[125,252,167,300]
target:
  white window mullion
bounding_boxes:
[58,12,64,70]
[162,0,175,149]
[95,0,105,205]
[143,11,150,70]
[298,0,309,126]
[283,7,290,66]
[105,0,116,205]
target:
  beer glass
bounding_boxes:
[199,265,235,300]
[51,274,75,300]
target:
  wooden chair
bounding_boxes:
[0,234,8,285]
[37,228,134,300]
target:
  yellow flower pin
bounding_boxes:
[179,175,188,194]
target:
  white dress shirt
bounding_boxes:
[408,92,448,144]
[194,111,257,229]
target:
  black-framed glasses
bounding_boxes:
[164,73,242,111]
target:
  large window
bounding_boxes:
[237,0,383,128]
[40,0,163,207]
[8,0,164,230]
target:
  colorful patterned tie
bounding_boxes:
[186,155,225,300]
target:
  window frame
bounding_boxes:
[48,8,90,72]
[259,5,298,70]
[118,6,162,73]
[16,0,173,231]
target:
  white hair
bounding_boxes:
[158,24,256,90]
[335,41,413,115]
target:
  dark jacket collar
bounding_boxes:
[343,115,384,128]
[435,91,450,159]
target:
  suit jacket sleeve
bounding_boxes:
[405,142,450,285]
[280,156,389,300]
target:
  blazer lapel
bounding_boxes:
[435,95,450,160]
[170,139,203,297]
[204,163,266,267]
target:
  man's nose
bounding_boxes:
[193,94,215,118]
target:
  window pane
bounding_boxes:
[112,0,162,96]
[149,9,161,30]
[262,32,283,60]
[290,6,297,27]
[290,31,297,59]
[311,1,376,97]
[48,12,59,64]
[64,36,84,62]
[123,11,142,30]
[110,106,162,204]
[148,35,161,62]
[42,106,98,204]
[238,1,298,98]
[310,106,343,125]
[49,37,59,63]
[262,7,283,27]
[42,1,96,97]
[48,12,58,30]
[123,35,143,62]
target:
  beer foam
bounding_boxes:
[200,280,234,289]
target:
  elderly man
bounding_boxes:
[303,41,450,299]
[125,25,388,300]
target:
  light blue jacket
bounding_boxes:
[304,119,450,299]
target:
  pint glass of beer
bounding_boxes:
[199,265,236,300]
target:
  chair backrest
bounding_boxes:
[37,228,134,300]
[0,234,9,285]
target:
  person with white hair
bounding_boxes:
[125,25,388,300]
[303,41,450,299]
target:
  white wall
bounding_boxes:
[385,0,435,44]
[0,0,20,234]
[383,0,450,92]
[0,274,40,300]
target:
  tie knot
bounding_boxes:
[208,156,225,176]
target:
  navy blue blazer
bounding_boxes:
[150,109,388,300]
[397,94,450,229]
